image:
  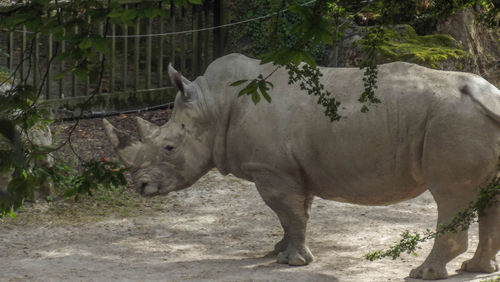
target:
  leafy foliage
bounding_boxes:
[231,0,344,120]
[286,63,341,121]
[229,0,326,60]
[373,25,468,69]
[0,0,171,216]
[61,159,128,201]
[365,177,500,261]
[357,27,384,113]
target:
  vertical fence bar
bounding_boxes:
[158,2,164,87]
[197,5,202,74]
[170,0,175,68]
[110,24,116,93]
[21,25,26,80]
[191,5,199,77]
[46,33,53,99]
[98,21,104,94]
[59,29,65,98]
[34,33,40,89]
[146,17,152,89]
[122,22,128,90]
[8,32,14,69]
[72,25,77,97]
[180,6,186,74]
[213,0,221,59]
[134,14,140,90]
[85,16,90,96]
[203,1,210,71]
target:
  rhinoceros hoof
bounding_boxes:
[461,258,499,273]
[276,246,314,266]
[409,264,448,280]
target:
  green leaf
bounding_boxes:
[8,210,16,219]
[55,52,70,63]
[79,37,92,50]
[120,10,137,22]
[54,71,67,81]
[258,83,272,103]
[108,8,124,18]
[251,91,261,104]
[73,68,88,80]
[188,0,202,4]
[300,51,317,68]
[230,80,248,87]
[90,36,109,54]
[237,80,258,97]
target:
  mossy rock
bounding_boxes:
[375,25,472,69]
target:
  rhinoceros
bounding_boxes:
[103,53,500,280]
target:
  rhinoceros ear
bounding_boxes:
[103,119,132,149]
[136,117,159,140]
[168,63,196,102]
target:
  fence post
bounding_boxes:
[146,17,152,89]
[8,32,14,70]
[98,21,104,94]
[180,6,186,74]
[134,13,140,91]
[111,23,116,93]
[85,16,90,96]
[122,27,128,90]
[213,0,223,59]
[46,33,52,99]
[21,25,26,80]
[157,2,165,88]
[59,28,65,98]
[169,0,175,69]
[203,1,210,71]
[34,33,40,89]
[72,24,77,97]
[191,5,199,77]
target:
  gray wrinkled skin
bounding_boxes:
[104,54,500,280]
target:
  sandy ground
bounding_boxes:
[1,170,499,282]
[1,113,499,281]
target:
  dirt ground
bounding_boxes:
[0,111,499,282]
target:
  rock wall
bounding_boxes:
[436,8,500,87]
[321,8,499,87]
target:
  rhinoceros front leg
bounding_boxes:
[253,172,314,266]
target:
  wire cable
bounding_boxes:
[14,0,317,38]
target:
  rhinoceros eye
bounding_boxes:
[165,145,175,152]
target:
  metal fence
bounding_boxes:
[0,0,228,112]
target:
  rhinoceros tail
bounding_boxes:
[461,79,500,123]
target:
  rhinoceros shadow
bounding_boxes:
[152,257,340,281]
[404,271,499,281]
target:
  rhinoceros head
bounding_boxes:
[103,65,214,196]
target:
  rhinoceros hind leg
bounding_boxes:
[409,190,474,280]
[461,196,500,273]
[253,172,314,266]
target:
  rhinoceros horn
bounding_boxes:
[103,118,132,149]
[168,63,195,102]
[136,117,159,141]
